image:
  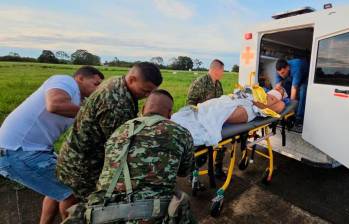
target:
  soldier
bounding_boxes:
[186,59,224,105]
[186,59,226,178]
[63,89,196,224]
[56,62,162,201]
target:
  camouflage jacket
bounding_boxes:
[186,74,223,105]
[88,114,194,205]
[56,76,138,199]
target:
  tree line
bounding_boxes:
[0,50,239,72]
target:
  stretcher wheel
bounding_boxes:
[192,181,198,196]
[262,168,272,185]
[238,151,249,170]
[210,197,224,217]
[192,188,197,197]
[191,173,199,197]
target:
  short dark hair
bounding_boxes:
[134,62,162,86]
[276,59,289,71]
[210,59,224,68]
[150,89,173,102]
[74,66,104,79]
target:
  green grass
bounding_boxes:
[0,61,238,124]
[0,61,238,188]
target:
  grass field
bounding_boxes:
[0,61,238,123]
[0,61,238,150]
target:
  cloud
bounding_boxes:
[0,2,251,67]
[153,0,194,20]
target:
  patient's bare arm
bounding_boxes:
[253,94,285,113]
[225,106,248,124]
[225,93,286,124]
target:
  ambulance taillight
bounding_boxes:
[244,33,253,40]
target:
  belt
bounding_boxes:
[86,198,170,224]
[0,149,6,157]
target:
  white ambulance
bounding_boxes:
[238,4,349,168]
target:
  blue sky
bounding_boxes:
[0,0,348,69]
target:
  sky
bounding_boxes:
[0,0,348,69]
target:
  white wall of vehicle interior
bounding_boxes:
[239,5,349,168]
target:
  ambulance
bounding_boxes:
[238,4,349,168]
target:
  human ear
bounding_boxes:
[167,109,172,119]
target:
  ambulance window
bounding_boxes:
[314,32,349,87]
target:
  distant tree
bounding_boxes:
[0,55,37,63]
[150,57,164,66]
[37,50,59,64]
[55,51,69,60]
[55,51,70,64]
[71,49,100,65]
[232,64,239,73]
[170,56,193,70]
[193,58,203,70]
[104,57,121,66]
[8,52,20,57]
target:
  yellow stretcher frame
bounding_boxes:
[192,112,296,217]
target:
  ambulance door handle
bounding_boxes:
[334,89,349,95]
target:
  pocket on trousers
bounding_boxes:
[20,151,56,173]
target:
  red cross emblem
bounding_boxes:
[242,46,254,65]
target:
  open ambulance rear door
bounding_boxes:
[303,6,349,167]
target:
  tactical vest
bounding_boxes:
[85,115,171,223]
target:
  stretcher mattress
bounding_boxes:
[221,100,298,139]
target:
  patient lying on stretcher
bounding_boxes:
[227,89,286,123]
[171,86,288,146]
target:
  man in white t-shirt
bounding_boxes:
[0,66,104,224]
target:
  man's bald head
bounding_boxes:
[209,59,224,81]
[142,89,174,119]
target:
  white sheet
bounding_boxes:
[171,95,258,146]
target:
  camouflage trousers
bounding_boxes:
[61,192,197,224]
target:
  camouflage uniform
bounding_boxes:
[56,76,138,199]
[186,74,223,106]
[63,115,196,224]
[186,74,225,172]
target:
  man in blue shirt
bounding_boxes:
[275,58,309,125]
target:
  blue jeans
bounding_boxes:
[0,148,72,201]
[296,83,307,121]
[283,78,307,121]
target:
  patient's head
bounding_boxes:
[274,85,288,99]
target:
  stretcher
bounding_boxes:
[192,100,298,217]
